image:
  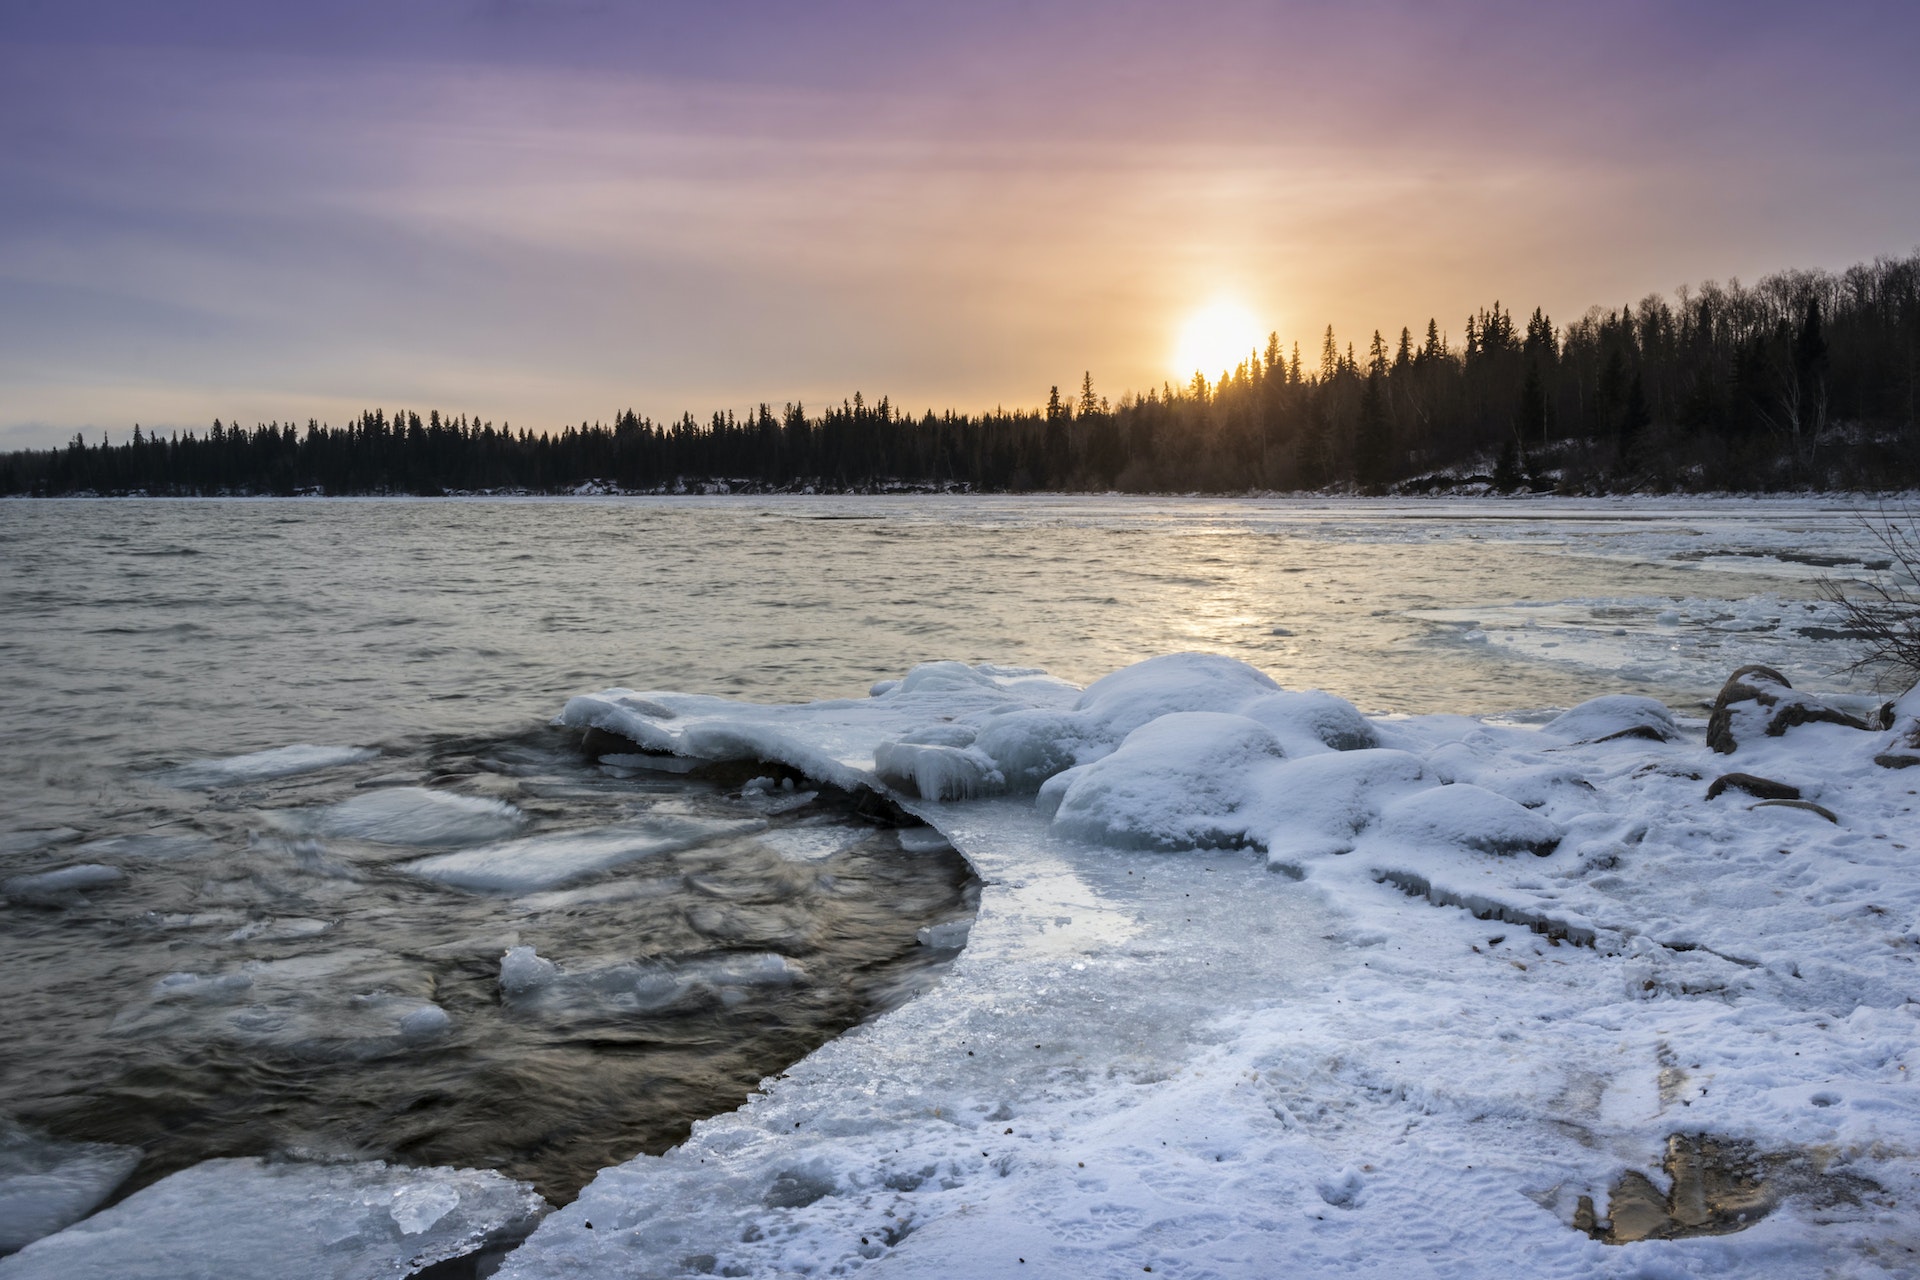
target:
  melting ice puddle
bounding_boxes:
[0,729,977,1257]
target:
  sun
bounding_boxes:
[1172,299,1264,382]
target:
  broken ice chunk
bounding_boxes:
[0,1122,140,1255]
[267,788,523,846]
[404,817,759,893]
[158,745,378,789]
[0,1157,545,1279]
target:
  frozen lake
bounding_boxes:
[0,494,1908,1274]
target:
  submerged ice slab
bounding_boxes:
[0,1124,139,1256]
[1,865,123,907]
[403,817,761,892]
[268,786,524,846]
[0,1157,546,1280]
[106,949,451,1061]
[158,744,378,789]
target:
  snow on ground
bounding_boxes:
[495,654,1919,1278]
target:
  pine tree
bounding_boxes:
[1519,362,1549,447]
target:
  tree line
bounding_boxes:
[6,251,1919,498]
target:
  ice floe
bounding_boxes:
[106,950,451,1061]
[497,945,807,1023]
[265,786,524,845]
[402,816,760,892]
[158,744,378,789]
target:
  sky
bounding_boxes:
[2,0,1917,447]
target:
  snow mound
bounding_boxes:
[1043,713,1285,850]
[1376,783,1565,855]
[403,817,759,893]
[1073,652,1283,737]
[158,744,377,789]
[1250,748,1434,860]
[559,662,1080,792]
[0,1157,545,1280]
[0,1123,139,1255]
[1542,694,1681,743]
[1240,689,1382,754]
[268,787,524,846]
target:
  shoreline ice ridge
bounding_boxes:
[509,654,1920,1276]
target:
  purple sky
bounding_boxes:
[3,1,1917,445]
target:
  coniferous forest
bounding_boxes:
[7,253,1920,498]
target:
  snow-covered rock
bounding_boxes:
[1707,665,1871,753]
[1542,693,1681,744]
[1874,680,1920,769]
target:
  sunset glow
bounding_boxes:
[1171,300,1264,383]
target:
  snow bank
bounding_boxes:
[0,1157,544,1280]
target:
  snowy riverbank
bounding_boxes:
[7,653,1918,1278]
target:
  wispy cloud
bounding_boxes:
[2,1,1916,442]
